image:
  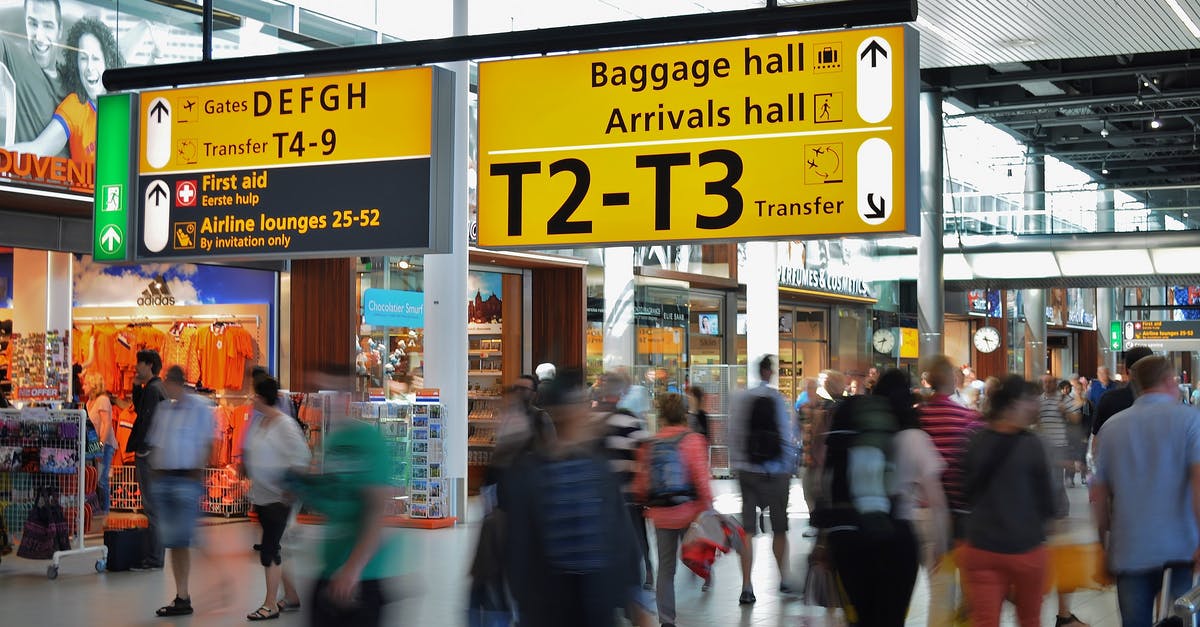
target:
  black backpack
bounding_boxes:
[746,394,782,464]
[811,395,898,537]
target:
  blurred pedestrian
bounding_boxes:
[727,356,796,604]
[83,371,116,513]
[289,372,399,627]
[634,392,712,627]
[818,369,945,627]
[244,374,310,620]
[799,371,842,513]
[1093,355,1200,627]
[687,385,709,440]
[130,349,167,571]
[500,371,643,627]
[918,356,981,627]
[960,375,1056,627]
[596,372,654,590]
[149,365,215,617]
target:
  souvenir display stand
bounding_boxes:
[0,407,108,579]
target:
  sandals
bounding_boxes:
[247,605,280,621]
[277,599,301,613]
[156,597,193,617]
[1056,615,1089,627]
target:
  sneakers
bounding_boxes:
[131,561,163,572]
[739,590,757,605]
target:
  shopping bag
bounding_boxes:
[1047,542,1113,593]
[680,510,747,580]
[15,489,64,560]
[802,542,843,609]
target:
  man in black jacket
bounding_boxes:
[129,349,167,570]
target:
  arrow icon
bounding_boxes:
[100,225,122,254]
[148,181,169,205]
[865,193,886,219]
[860,38,888,67]
[150,99,170,123]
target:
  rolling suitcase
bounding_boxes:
[102,527,147,571]
[1155,566,1200,627]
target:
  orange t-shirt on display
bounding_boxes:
[223,326,256,391]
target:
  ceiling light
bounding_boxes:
[1058,250,1153,275]
[1151,113,1163,129]
[1185,212,1191,218]
[396,260,411,269]
[1101,161,1109,175]
[1165,0,1200,38]
[1100,121,1109,138]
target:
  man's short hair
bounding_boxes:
[26,0,62,23]
[923,355,956,392]
[136,349,162,375]
[758,355,774,376]
[163,365,185,384]
[1131,355,1174,394]
[1124,346,1155,371]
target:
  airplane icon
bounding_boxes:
[183,100,195,111]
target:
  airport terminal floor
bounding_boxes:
[0,480,1116,626]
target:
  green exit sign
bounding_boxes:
[94,93,134,261]
[1110,320,1123,352]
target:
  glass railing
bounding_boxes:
[943,184,1200,237]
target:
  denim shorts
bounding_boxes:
[151,476,204,548]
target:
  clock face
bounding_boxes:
[872,329,895,354]
[974,326,1000,354]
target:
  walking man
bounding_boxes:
[149,365,215,617]
[129,349,167,570]
[1093,355,1200,627]
[728,355,797,604]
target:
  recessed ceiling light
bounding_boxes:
[1000,38,1039,47]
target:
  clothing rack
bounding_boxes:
[73,314,261,327]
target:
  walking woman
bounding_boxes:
[960,374,1057,627]
[244,375,310,620]
[83,372,117,512]
[634,392,713,627]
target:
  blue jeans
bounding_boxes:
[150,475,204,549]
[98,445,115,512]
[1117,565,1195,627]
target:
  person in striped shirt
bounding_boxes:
[597,371,654,589]
[918,355,981,627]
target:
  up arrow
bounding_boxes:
[150,100,170,123]
[148,181,169,204]
[100,225,122,253]
[860,39,888,67]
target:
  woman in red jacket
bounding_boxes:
[634,393,713,627]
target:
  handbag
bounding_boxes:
[802,539,844,609]
[16,488,70,560]
[85,421,103,461]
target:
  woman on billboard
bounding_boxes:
[10,16,122,163]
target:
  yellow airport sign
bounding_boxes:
[478,26,918,248]
[139,68,433,174]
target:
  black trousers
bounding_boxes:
[829,519,920,627]
[254,502,291,567]
[627,503,653,580]
[309,578,388,627]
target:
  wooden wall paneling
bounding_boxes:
[289,258,354,392]
[531,267,585,373]
[501,273,523,386]
[1077,330,1098,379]
[975,318,1007,379]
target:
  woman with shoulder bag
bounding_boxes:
[960,375,1057,627]
[244,375,311,621]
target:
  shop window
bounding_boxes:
[689,292,724,368]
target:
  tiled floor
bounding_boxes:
[0,480,1119,626]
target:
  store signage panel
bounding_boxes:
[362,289,425,328]
[1124,320,1200,351]
[125,67,452,261]
[95,93,135,261]
[478,26,918,248]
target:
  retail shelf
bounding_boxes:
[467,350,502,357]
[467,394,502,401]
[468,370,503,376]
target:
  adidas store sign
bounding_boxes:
[137,275,176,307]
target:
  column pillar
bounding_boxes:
[917,90,945,360]
[422,0,470,519]
[1024,288,1047,378]
[1096,287,1116,374]
[603,247,636,370]
[1024,146,1046,234]
[1097,186,1115,232]
[745,241,778,387]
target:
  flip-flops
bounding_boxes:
[247,605,279,621]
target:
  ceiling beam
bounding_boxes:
[945,88,1200,118]
[924,56,1200,92]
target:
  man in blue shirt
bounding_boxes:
[1094,355,1200,627]
[728,355,797,605]
[1087,366,1115,412]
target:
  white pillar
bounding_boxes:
[745,241,779,387]
[422,0,470,520]
[603,247,635,369]
[12,249,72,335]
[917,91,945,359]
